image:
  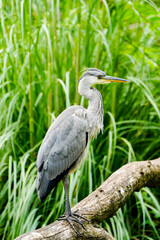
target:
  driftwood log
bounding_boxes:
[15,158,160,240]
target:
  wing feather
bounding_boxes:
[36,106,89,200]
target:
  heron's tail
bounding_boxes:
[36,169,68,201]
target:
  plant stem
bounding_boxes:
[75,0,81,104]
[28,0,34,151]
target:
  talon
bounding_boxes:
[57,211,89,234]
[57,214,66,220]
[70,216,86,230]
[66,216,79,235]
[72,212,90,222]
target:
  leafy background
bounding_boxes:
[0,0,160,239]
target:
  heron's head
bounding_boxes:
[79,68,129,86]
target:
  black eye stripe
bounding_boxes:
[79,73,97,82]
[98,75,104,79]
[78,68,106,82]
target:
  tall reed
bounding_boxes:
[0,0,160,239]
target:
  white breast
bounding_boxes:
[69,143,90,174]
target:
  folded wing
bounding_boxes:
[36,106,89,201]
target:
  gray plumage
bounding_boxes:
[36,68,129,232]
[36,105,89,200]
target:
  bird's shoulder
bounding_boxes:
[44,105,88,139]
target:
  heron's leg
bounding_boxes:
[58,173,89,234]
[63,172,71,216]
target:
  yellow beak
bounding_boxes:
[99,76,129,83]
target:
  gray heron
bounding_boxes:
[36,68,129,234]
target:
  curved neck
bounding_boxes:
[78,82,103,116]
[87,88,103,116]
[78,81,104,133]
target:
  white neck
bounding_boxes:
[78,80,103,132]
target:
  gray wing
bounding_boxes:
[36,105,89,201]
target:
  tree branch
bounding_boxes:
[15,158,160,240]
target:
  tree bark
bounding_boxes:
[15,158,160,240]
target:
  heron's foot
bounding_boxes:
[72,210,90,222]
[58,211,89,235]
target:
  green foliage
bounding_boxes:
[0,0,160,239]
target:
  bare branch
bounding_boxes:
[15,158,160,240]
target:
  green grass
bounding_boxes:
[0,0,160,239]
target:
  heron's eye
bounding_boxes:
[98,75,104,79]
